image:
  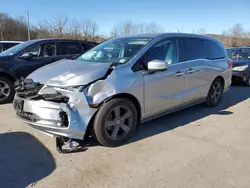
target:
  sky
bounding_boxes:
[1,0,249,36]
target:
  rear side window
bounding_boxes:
[179,38,207,62]
[82,43,94,52]
[207,40,226,59]
[58,42,82,55]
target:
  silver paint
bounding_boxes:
[14,33,232,140]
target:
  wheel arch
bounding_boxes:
[0,70,17,82]
[85,93,142,138]
[214,75,225,89]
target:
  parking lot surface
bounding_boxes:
[0,86,250,188]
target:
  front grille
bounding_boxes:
[15,79,44,98]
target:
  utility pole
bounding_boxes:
[27,10,30,40]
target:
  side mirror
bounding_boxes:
[147,60,168,72]
[19,53,34,60]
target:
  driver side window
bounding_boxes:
[24,45,41,57]
[132,38,178,72]
[22,42,56,57]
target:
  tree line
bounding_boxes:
[0,12,250,47]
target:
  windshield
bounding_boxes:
[228,48,250,60]
[76,37,153,64]
[0,40,35,56]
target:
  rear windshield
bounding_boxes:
[229,48,250,60]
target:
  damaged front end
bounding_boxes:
[13,78,97,141]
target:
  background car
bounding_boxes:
[0,41,23,52]
[227,47,250,86]
[13,33,232,149]
[0,38,96,104]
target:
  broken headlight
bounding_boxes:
[62,86,85,92]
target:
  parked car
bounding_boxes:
[226,47,250,86]
[0,41,23,52]
[13,33,232,149]
[0,38,96,104]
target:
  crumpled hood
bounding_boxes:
[27,59,112,86]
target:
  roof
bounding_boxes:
[115,32,220,42]
[26,38,94,43]
[227,46,250,49]
[0,41,23,43]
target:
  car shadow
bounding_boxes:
[128,86,250,144]
[0,132,56,188]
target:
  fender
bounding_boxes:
[0,68,17,80]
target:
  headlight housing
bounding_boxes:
[63,86,84,92]
[232,65,248,71]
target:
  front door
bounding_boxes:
[143,38,186,117]
[14,42,57,78]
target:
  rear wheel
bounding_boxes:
[204,78,223,107]
[0,77,15,104]
[93,98,138,147]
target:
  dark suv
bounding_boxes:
[0,38,96,104]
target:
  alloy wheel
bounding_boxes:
[105,105,133,140]
[210,82,222,104]
[0,80,11,102]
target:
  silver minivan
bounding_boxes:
[13,33,232,149]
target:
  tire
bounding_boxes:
[93,98,138,147]
[0,77,15,104]
[204,78,223,107]
[243,77,250,86]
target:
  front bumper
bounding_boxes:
[13,89,97,140]
[232,70,250,82]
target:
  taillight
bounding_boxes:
[227,61,233,68]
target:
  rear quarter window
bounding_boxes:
[179,38,207,62]
[82,43,95,52]
[207,40,226,60]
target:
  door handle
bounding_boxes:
[174,71,185,77]
[186,68,196,74]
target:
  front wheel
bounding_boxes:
[93,98,138,147]
[243,77,250,86]
[204,78,223,107]
[0,77,15,104]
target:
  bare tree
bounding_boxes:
[110,20,138,37]
[144,22,164,33]
[45,16,68,38]
[196,27,207,34]
[229,23,244,47]
[81,19,99,41]
[89,21,99,41]
[110,20,164,37]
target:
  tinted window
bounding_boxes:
[0,44,2,52]
[207,40,226,59]
[42,42,56,57]
[22,42,56,57]
[82,43,94,51]
[24,45,41,57]
[3,43,18,51]
[179,38,207,62]
[58,42,82,55]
